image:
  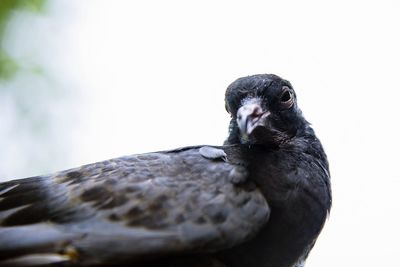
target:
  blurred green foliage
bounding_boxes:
[0,0,70,179]
[0,0,46,80]
[0,49,17,79]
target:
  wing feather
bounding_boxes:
[0,146,270,266]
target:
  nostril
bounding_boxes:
[237,103,264,122]
[250,106,263,117]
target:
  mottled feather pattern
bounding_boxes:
[0,146,269,266]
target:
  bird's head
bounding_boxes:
[225,74,308,146]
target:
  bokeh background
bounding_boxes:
[1,1,399,266]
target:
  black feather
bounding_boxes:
[0,74,331,267]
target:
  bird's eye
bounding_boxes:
[280,86,294,109]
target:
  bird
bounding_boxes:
[0,74,331,267]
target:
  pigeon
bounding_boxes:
[0,74,331,267]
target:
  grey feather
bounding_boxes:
[0,147,269,266]
[0,74,331,267]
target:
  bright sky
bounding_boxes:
[2,0,400,266]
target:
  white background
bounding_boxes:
[2,0,400,266]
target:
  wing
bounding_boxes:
[0,146,270,266]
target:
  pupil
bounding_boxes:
[281,91,291,102]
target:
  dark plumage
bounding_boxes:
[0,74,331,267]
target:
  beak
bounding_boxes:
[236,100,270,137]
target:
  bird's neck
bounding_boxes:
[221,125,330,267]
